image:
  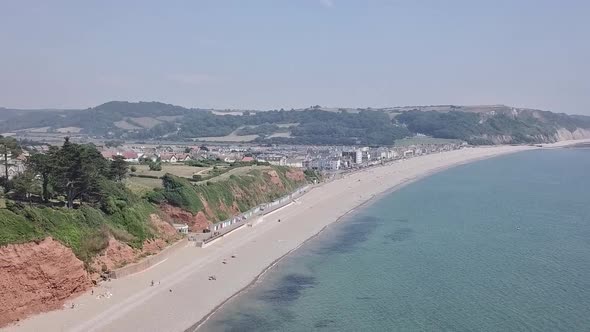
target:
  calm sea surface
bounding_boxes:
[199,148,590,332]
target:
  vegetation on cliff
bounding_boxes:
[0,139,157,267]
[1,139,308,269]
[147,166,306,222]
[0,202,155,266]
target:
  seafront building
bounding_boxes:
[91,139,463,172]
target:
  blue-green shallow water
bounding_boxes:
[199,149,590,332]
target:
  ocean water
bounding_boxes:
[198,149,590,332]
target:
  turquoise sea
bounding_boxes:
[198,148,590,332]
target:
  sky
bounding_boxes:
[1,0,589,114]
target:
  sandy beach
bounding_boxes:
[5,142,584,332]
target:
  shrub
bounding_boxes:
[148,162,162,171]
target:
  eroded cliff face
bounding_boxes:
[157,168,307,232]
[286,169,306,182]
[477,127,590,145]
[555,128,590,141]
[0,237,91,327]
[90,213,180,274]
[0,168,308,326]
[159,204,212,232]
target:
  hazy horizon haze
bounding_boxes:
[1,0,589,114]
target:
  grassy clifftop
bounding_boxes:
[1,165,308,268]
[0,191,157,267]
[146,166,307,222]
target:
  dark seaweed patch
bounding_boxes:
[258,273,316,303]
[315,215,380,254]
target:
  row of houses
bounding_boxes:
[98,141,465,172]
[100,150,193,163]
[304,143,465,171]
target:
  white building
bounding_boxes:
[355,150,363,164]
[285,158,304,168]
[327,157,341,171]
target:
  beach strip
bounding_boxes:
[6,143,570,332]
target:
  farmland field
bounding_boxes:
[126,176,163,194]
[132,164,207,178]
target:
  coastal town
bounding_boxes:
[95,139,465,170]
[6,138,465,181]
[2,138,465,238]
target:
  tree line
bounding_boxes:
[6,137,128,208]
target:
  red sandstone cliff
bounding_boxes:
[0,238,91,327]
[90,213,180,274]
[0,213,180,328]
[0,168,308,327]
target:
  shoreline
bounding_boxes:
[6,141,588,332]
[186,147,531,331]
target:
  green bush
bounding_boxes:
[0,209,44,245]
[148,162,162,171]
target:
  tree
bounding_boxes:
[52,137,110,208]
[11,170,40,202]
[27,151,54,202]
[148,161,162,171]
[110,156,128,182]
[0,136,22,193]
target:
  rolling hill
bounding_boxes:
[1,102,589,145]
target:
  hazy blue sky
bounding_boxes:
[1,0,589,114]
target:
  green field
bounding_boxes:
[132,164,207,178]
[126,163,270,192]
[204,165,271,183]
[126,176,163,194]
[126,164,208,193]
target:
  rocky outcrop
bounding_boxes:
[91,237,137,273]
[159,204,211,232]
[0,237,91,327]
[266,170,284,188]
[286,169,306,182]
[149,213,180,241]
